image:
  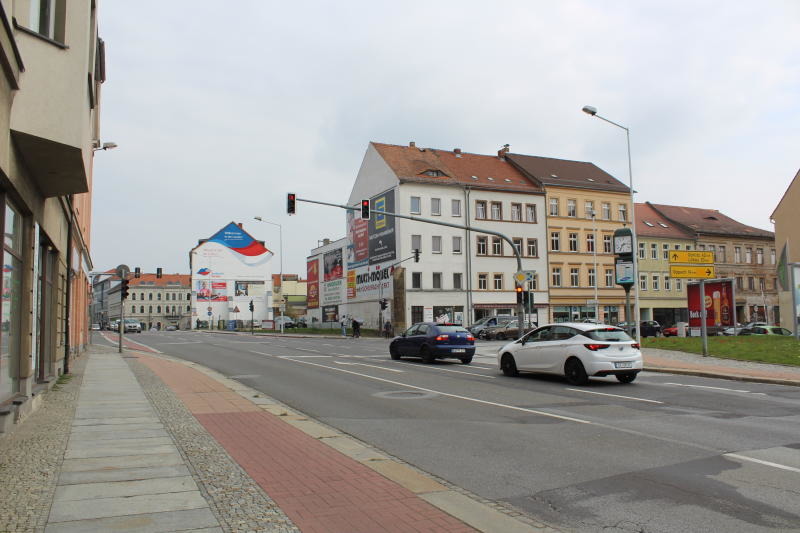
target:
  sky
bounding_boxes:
[91,0,800,277]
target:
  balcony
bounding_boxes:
[10,130,87,196]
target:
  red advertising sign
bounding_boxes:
[687,279,734,328]
[306,259,319,309]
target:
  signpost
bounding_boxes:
[669,252,716,355]
[115,264,129,354]
[668,251,714,264]
[669,265,716,279]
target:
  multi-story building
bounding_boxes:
[125,274,192,330]
[506,152,631,324]
[770,168,800,334]
[0,2,104,432]
[344,142,549,330]
[634,203,695,326]
[649,203,777,324]
[272,274,307,320]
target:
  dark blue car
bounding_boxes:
[389,323,475,364]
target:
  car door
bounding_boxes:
[409,324,430,356]
[396,325,418,356]
[514,326,555,370]
[542,325,579,372]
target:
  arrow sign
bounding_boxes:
[668,250,714,264]
[669,265,716,279]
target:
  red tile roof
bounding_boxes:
[635,203,695,239]
[372,143,544,194]
[506,153,630,193]
[129,273,191,287]
[648,203,773,239]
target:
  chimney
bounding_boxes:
[323,238,331,245]
[497,144,510,159]
[409,141,416,148]
[238,222,243,228]
[454,148,462,156]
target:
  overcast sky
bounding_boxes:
[92,0,799,277]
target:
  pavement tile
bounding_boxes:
[48,490,209,522]
[68,428,169,441]
[64,442,177,459]
[60,452,185,472]
[43,508,220,533]
[53,475,198,501]
[72,416,160,425]
[58,464,191,485]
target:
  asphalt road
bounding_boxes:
[94,330,800,532]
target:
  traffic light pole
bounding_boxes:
[118,288,124,354]
[295,197,527,338]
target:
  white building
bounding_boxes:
[322,142,550,330]
[190,222,274,329]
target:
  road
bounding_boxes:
[95,330,800,532]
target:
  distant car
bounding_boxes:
[91,323,101,331]
[274,316,296,328]
[109,321,119,331]
[165,325,177,331]
[390,323,475,364]
[483,320,536,341]
[738,326,793,336]
[123,319,142,333]
[469,315,515,339]
[662,326,678,337]
[497,323,643,385]
[721,323,748,336]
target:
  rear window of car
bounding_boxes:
[583,328,632,341]
[436,326,469,333]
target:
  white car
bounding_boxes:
[496,322,643,385]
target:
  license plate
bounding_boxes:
[614,362,633,369]
[452,348,465,353]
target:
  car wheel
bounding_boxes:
[496,333,505,340]
[616,372,637,384]
[460,356,473,365]
[420,345,435,364]
[389,345,401,360]
[500,354,518,376]
[564,358,588,386]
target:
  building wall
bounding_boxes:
[771,170,800,333]
[635,236,693,325]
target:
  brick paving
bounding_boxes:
[137,355,476,533]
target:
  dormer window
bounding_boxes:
[423,169,445,177]
[703,216,718,221]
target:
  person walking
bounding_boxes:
[352,318,361,338]
[340,315,348,337]
[384,320,393,338]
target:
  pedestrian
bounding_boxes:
[352,318,361,338]
[340,315,347,337]
[384,320,392,338]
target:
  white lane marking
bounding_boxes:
[392,362,496,379]
[159,341,204,345]
[725,453,800,474]
[664,382,763,394]
[334,361,404,373]
[565,388,664,404]
[279,357,588,424]
[278,355,331,359]
[322,343,334,346]
[99,333,163,353]
[330,353,383,358]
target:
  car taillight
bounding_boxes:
[466,335,475,342]
[632,343,640,350]
[435,335,449,341]
[584,344,610,351]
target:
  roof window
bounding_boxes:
[504,178,512,182]
[423,169,445,177]
[587,178,595,182]
[644,221,655,227]
[471,175,479,180]
[658,222,669,228]
[487,177,495,181]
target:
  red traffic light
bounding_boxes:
[360,199,370,220]
[287,193,297,215]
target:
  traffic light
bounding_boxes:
[134,267,141,278]
[413,249,420,262]
[156,268,162,278]
[360,199,370,220]
[249,300,254,312]
[287,193,296,215]
[515,285,524,304]
[380,298,388,310]
[121,279,130,300]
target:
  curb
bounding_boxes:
[643,366,800,387]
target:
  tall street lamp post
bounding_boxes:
[254,217,284,333]
[582,105,641,340]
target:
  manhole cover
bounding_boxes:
[373,390,438,400]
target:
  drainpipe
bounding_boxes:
[63,194,73,375]
[464,186,472,326]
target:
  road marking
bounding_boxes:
[159,341,204,345]
[99,333,162,353]
[278,355,331,358]
[565,388,663,404]
[280,357,588,424]
[333,361,404,373]
[725,453,800,474]
[393,362,496,379]
[664,382,764,394]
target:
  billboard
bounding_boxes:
[196,280,228,302]
[347,261,393,301]
[307,258,319,309]
[346,210,369,269]
[368,190,396,265]
[687,279,735,328]
[323,249,343,281]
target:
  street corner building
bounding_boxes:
[0,1,104,433]
[189,222,275,329]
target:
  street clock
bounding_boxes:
[613,228,634,256]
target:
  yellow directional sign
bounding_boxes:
[669,265,716,279]
[668,250,715,264]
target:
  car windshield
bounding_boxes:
[124,319,139,324]
[436,326,469,333]
[583,328,632,342]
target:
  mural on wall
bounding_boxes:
[207,222,273,266]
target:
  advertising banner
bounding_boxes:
[306,258,319,309]
[323,249,343,281]
[234,280,263,297]
[196,280,228,302]
[348,262,394,301]
[322,305,339,323]
[368,190,396,265]
[322,279,344,306]
[687,279,734,328]
[346,210,369,269]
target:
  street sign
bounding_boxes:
[233,306,240,313]
[615,259,634,285]
[279,304,287,312]
[513,270,536,284]
[116,264,130,278]
[207,311,212,316]
[670,265,716,279]
[668,251,714,264]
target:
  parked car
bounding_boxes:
[123,318,142,333]
[497,323,643,385]
[469,315,515,339]
[616,320,661,337]
[109,321,119,331]
[91,323,101,331]
[274,316,296,328]
[483,320,536,341]
[738,326,793,336]
[721,323,748,336]
[165,325,177,331]
[662,326,678,337]
[390,323,475,364]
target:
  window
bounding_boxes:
[570,268,579,287]
[605,269,614,287]
[512,238,522,255]
[453,273,463,289]
[676,278,683,291]
[149,305,153,313]
[567,199,577,217]
[745,247,752,263]
[476,236,488,255]
[771,249,776,265]
[718,245,726,262]
[652,274,660,291]
[490,202,502,220]
[525,204,537,223]
[686,245,692,251]
[493,274,503,290]
[736,277,743,290]
[602,202,611,220]
[603,235,612,253]
[734,246,741,263]
[550,232,560,251]
[140,306,145,313]
[172,293,177,300]
[451,199,461,217]
[410,196,421,214]
[157,305,162,313]
[132,293,136,300]
[585,201,595,219]
[511,203,522,221]
[492,237,502,255]
[552,267,562,287]
[478,273,488,290]
[759,277,765,291]
[663,244,670,260]
[674,244,681,250]
[157,293,162,300]
[412,272,422,289]
[28,0,65,42]
[747,277,754,290]
[411,234,422,253]
[549,198,559,216]
[756,248,763,265]
[709,244,716,261]
[665,276,671,291]
[588,268,596,288]
[698,244,706,250]
[650,243,657,259]
[187,305,191,312]
[638,242,645,259]
[431,198,441,216]
[452,236,462,254]
[412,306,424,324]
[186,293,191,300]
[639,274,647,291]
[432,236,442,254]
[140,292,144,300]
[569,233,578,252]
[475,201,487,219]
[132,306,136,314]
[527,275,538,291]
[527,238,538,257]
[618,204,627,222]
[432,272,442,289]
[149,293,153,300]
[587,233,595,253]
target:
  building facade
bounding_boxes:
[272,274,307,320]
[125,274,192,330]
[0,1,103,432]
[770,168,800,334]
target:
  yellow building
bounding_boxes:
[273,274,308,319]
[507,153,631,323]
[770,168,800,334]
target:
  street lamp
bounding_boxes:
[582,105,641,340]
[591,209,599,322]
[254,216,284,333]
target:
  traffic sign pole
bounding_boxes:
[700,280,708,356]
